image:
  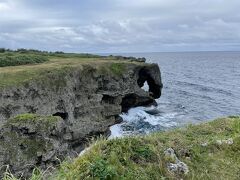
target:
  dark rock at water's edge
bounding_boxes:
[0,61,162,178]
[108,55,147,62]
[145,108,162,115]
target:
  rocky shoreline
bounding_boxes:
[0,58,162,178]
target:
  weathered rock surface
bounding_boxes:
[0,61,162,177]
[0,114,72,177]
[164,148,189,175]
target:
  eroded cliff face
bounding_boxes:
[0,114,69,177]
[0,61,162,177]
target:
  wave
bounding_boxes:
[110,106,178,138]
[110,51,240,139]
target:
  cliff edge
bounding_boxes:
[0,55,162,177]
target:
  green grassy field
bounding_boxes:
[4,116,239,180]
[0,54,49,67]
[0,51,140,89]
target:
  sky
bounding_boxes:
[0,0,240,53]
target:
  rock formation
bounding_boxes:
[0,114,70,177]
[0,61,162,177]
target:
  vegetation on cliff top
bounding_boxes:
[0,54,49,67]
[0,48,100,59]
[0,49,145,89]
[0,49,100,67]
[109,63,126,76]
[4,116,239,179]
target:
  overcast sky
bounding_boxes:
[0,0,240,53]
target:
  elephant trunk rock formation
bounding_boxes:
[0,61,162,177]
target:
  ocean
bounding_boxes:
[110,51,240,138]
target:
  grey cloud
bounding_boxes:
[0,0,240,52]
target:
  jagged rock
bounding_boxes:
[164,148,178,161]
[167,161,189,175]
[111,56,146,62]
[216,138,233,145]
[164,148,189,175]
[0,114,73,178]
[145,108,161,115]
[0,63,162,150]
[201,142,208,147]
[226,138,234,145]
[216,140,222,145]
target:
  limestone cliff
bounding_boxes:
[0,60,162,177]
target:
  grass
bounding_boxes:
[3,116,240,179]
[53,116,240,180]
[0,56,143,89]
[0,57,136,89]
[4,114,63,135]
[0,49,148,89]
[109,63,126,76]
[9,113,60,123]
[3,168,47,180]
[53,117,240,180]
[0,48,101,58]
[0,54,49,67]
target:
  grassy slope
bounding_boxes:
[47,116,240,180]
[4,117,240,180]
[0,54,140,89]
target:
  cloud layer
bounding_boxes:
[0,0,240,53]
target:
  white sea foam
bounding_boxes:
[109,123,123,139]
[110,105,178,139]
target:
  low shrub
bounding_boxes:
[0,54,49,67]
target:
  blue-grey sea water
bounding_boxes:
[110,51,240,137]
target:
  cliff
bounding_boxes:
[0,55,162,177]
